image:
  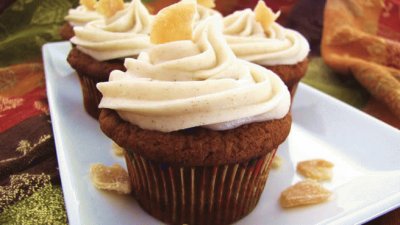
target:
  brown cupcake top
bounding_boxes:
[265,58,309,88]
[99,109,291,167]
[67,47,125,80]
[60,22,74,41]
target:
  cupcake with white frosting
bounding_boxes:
[65,2,103,27]
[97,2,291,224]
[61,0,131,40]
[61,2,102,40]
[223,0,310,96]
[67,0,153,119]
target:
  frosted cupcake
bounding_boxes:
[61,0,131,40]
[61,0,102,40]
[223,0,309,96]
[97,2,291,224]
[67,0,153,119]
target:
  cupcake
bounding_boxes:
[223,0,309,97]
[97,2,291,224]
[67,0,153,119]
[61,0,135,40]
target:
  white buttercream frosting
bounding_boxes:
[97,16,290,132]
[195,5,222,23]
[223,9,309,65]
[70,0,153,61]
[65,5,103,27]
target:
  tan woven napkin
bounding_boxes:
[322,0,400,119]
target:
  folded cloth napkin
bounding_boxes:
[0,0,73,223]
[322,0,400,119]
[0,63,66,224]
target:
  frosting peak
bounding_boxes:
[71,0,153,61]
[195,4,222,23]
[223,9,309,65]
[65,5,103,26]
[97,16,290,132]
[102,0,152,33]
[224,9,265,37]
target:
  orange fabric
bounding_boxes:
[0,63,48,132]
[0,62,59,215]
[0,63,45,98]
[322,0,400,119]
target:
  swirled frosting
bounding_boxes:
[223,9,309,66]
[65,5,103,27]
[195,5,222,23]
[97,16,290,132]
[70,0,153,61]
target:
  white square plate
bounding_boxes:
[43,42,400,225]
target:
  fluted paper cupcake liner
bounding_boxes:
[124,149,277,225]
[77,73,104,119]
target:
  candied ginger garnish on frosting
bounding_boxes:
[150,1,196,44]
[97,13,291,132]
[100,0,152,33]
[254,0,280,32]
[96,0,125,18]
[80,0,97,10]
[197,0,215,8]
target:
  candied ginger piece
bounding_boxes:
[80,0,97,10]
[112,141,125,156]
[297,159,334,181]
[150,1,196,44]
[254,0,280,31]
[271,155,283,169]
[197,0,215,8]
[96,0,124,18]
[90,163,131,194]
[280,179,331,208]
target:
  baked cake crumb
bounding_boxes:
[112,142,124,156]
[271,155,283,169]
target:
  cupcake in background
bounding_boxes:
[61,0,115,40]
[97,1,291,224]
[61,0,138,40]
[67,0,153,119]
[223,0,309,97]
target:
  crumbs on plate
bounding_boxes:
[279,179,332,208]
[279,158,334,208]
[112,141,125,156]
[271,155,283,169]
[297,159,334,181]
[90,163,131,194]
